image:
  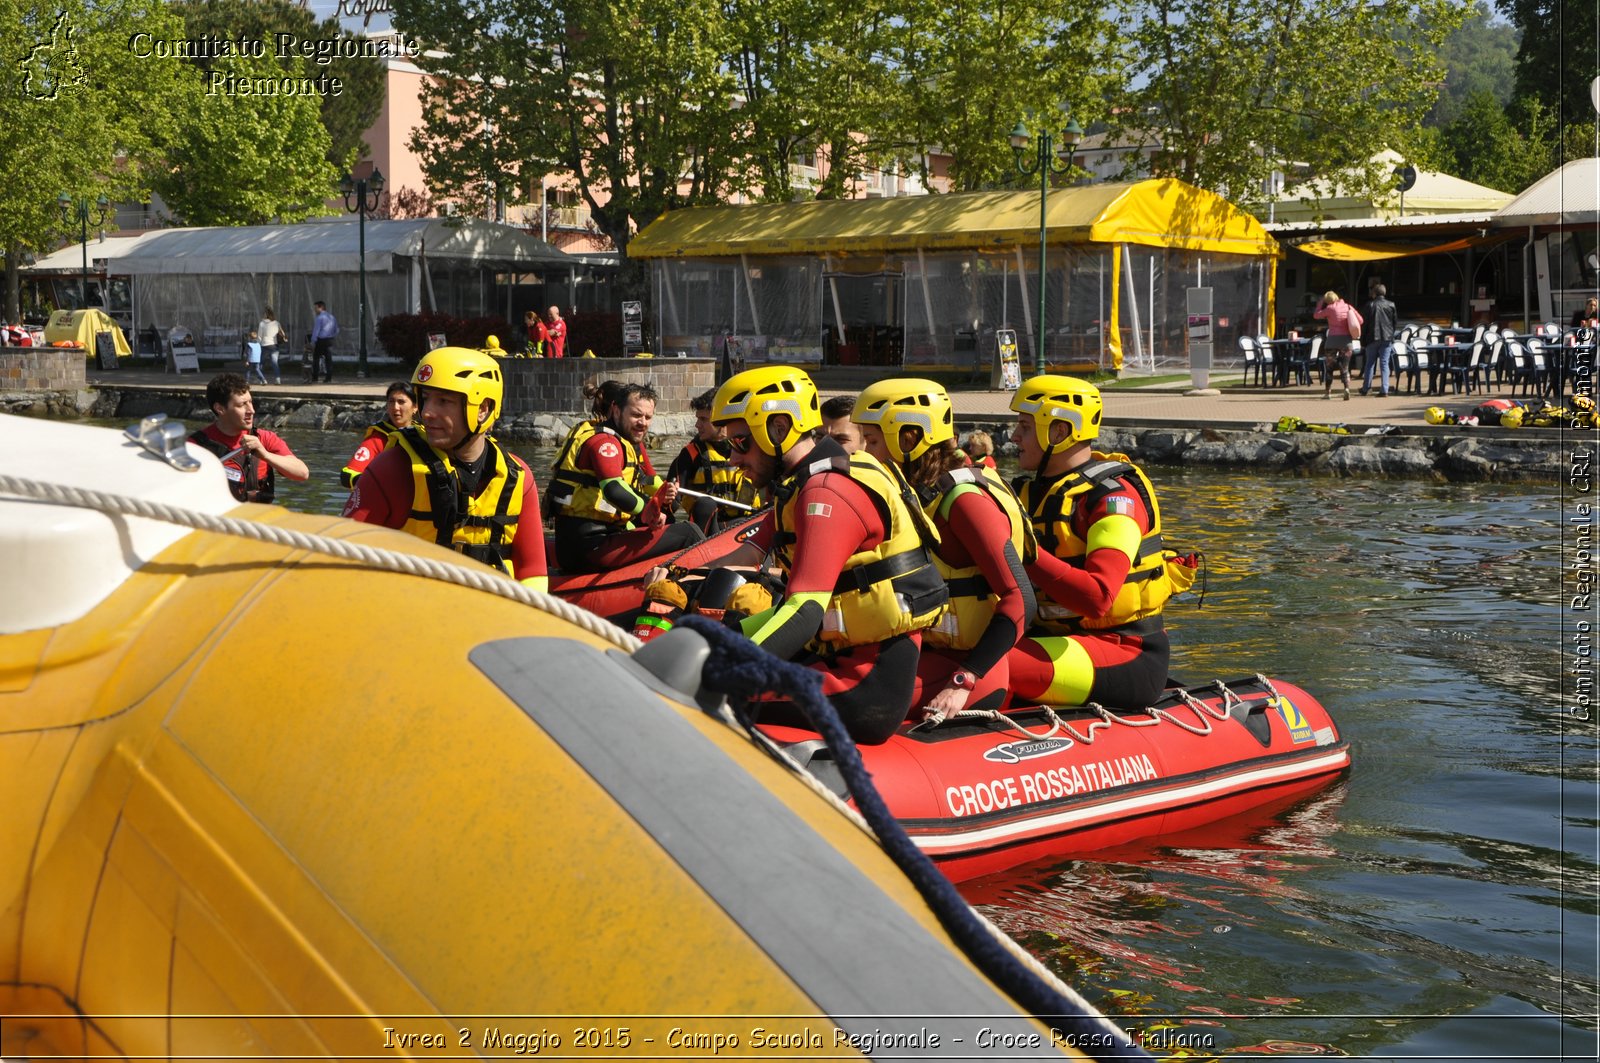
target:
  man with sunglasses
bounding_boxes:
[701,366,947,745]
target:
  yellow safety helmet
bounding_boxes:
[413,346,504,434]
[851,378,955,463]
[484,335,503,354]
[1424,406,1448,425]
[1499,405,1524,428]
[1573,394,1596,413]
[1010,374,1103,451]
[711,366,821,456]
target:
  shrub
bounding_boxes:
[567,311,623,358]
[375,312,515,367]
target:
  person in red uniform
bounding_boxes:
[696,367,947,744]
[1002,375,1192,709]
[342,347,547,590]
[188,372,309,503]
[340,381,418,487]
[852,379,1034,723]
[545,305,567,359]
[549,382,703,573]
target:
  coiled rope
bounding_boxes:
[0,474,640,652]
[677,615,1152,1062]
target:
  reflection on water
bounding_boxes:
[98,422,1600,1060]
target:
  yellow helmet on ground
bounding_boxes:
[711,366,821,456]
[484,335,503,354]
[413,346,503,434]
[1573,394,1596,413]
[851,378,955,463]
[1424,406,1448,425]
[1499,405,1524,428]
[1010,374,1103,451]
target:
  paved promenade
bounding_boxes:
[86,363,1502,432]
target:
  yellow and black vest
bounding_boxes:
[340,418,401,488]
[394,427,523,575]
[188,428,273,504]
[1013,452,1191,633]
[675,438,760,518]
[546,421,647,525]
[922,464,1036,651]
[772,440,947,648]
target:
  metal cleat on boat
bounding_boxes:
[123,413,201,471]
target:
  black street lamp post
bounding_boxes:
[340,168,386,378]
[1009,117,1083,374]
[57,192,110,312]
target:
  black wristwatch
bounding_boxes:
[950,669,978,690]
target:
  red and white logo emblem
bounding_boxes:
[598,440,620,458]
[417,364,434,383]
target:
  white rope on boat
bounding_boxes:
[0,474,642,653]
[939,676,1263,745]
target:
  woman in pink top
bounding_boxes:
[1314,290,1363,400]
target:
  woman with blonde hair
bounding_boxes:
[1314,290,1363,400]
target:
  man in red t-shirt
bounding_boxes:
[343,348,548,589]
[545,305,567,359]
[187,373,309,504]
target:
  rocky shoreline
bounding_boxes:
[4,385,1585,484]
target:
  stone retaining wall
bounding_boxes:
[0,345,87,391]
[500,356,716,419]
[8,382,1586,482]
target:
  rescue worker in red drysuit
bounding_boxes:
[547,382,704,573]
[852,379,1035,723]
[341,347,548,590]
[188,372,310,503]
[340,380,418,487]
[1003,375,1195,709]
[697,366,948,744]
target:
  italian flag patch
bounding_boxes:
[806,502,833,518]
[1105,496,1133,516]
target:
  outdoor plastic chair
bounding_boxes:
[1239,335,1263,386]
[1305,335,1324,387]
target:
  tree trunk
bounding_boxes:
[4,241,21,324]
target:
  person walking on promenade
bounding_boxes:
[310,300,338,383]
[257,307,287,385]
[1360,285,1398,397]
[1315,290,1362,401]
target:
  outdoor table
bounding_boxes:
[1263,338,1310,387]
[1413,342,1462,395]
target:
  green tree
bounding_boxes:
[1426,0,1519,129]
[1504,0,1599,132]
[1440,90,1557,195]
[171,0,386,166]
[893,0,1121,192]
[0,0,190,319]
[392,0,750,272]
[153,53,343,226]
[1115,0,1468,214]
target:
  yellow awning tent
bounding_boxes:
[631,179,1278,259]
[632,180,1278,371]
[1293,232,1514,261]
[43,308,131,358]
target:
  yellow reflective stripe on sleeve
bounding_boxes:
[600,476,647,515]
[749,591,829,646]
[1085,512,1141,562]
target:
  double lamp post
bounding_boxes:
[1010,116,1082,373]
[340,167,386,378]
[57,192,110,312]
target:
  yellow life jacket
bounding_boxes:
[922,464,1037,651]
[546,421,645,525]
[1013,452,1193,633]
[675,438,760,518]
[772,441,947,648]
[393,427,524,575]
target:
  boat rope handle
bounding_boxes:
[674,615,1154,1063]
[0,474,642,654]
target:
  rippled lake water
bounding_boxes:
[156,421,1600,1060]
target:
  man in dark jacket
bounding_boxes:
[1361,284,1399,397]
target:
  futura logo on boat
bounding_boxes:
[982,736,1075,765]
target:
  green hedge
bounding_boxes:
[375,312,515,367]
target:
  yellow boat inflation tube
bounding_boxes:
[0,415,1100,1061]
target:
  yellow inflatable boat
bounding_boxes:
[0,415,1134,1061]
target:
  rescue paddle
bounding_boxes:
[675,486,756,512]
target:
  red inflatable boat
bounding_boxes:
[758,675,1350,883]
[549,516,765,619]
